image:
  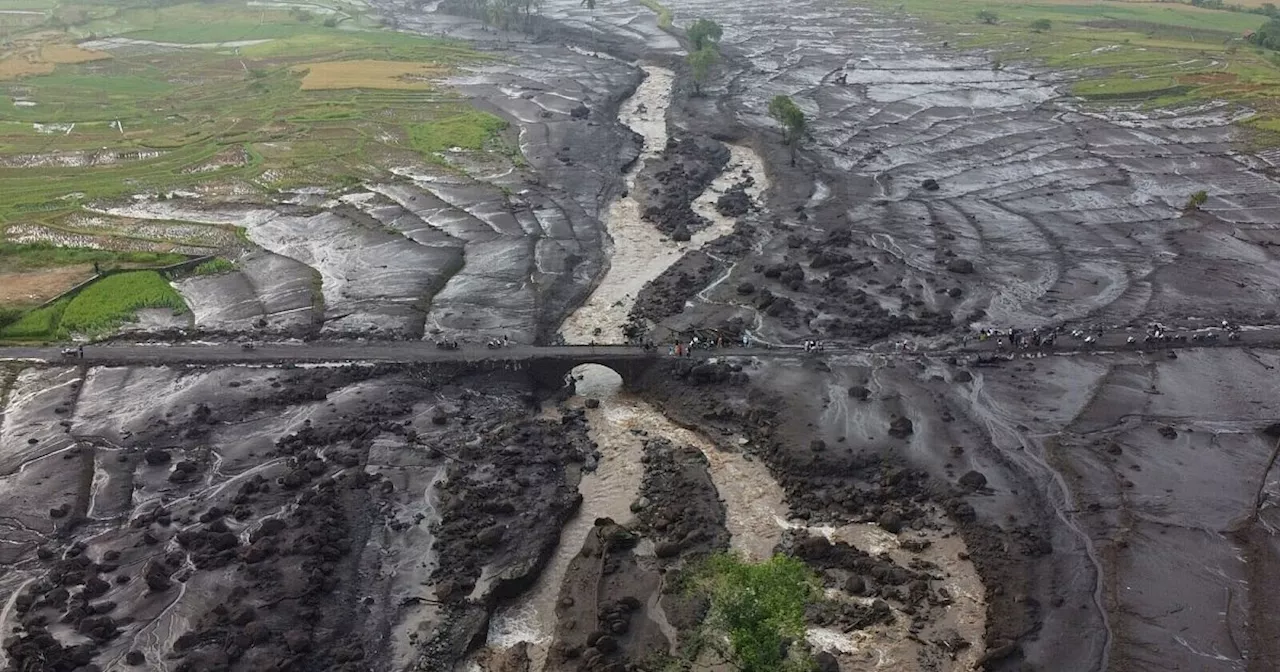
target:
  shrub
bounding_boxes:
[1186,189,1209,211]
[977,9,998,24]
[686,553,821,672]
[1030,18,1051,32]
[192,258,235,275]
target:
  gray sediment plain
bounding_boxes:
[3,0,1280,671]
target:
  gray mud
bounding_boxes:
[6,0,1280,670]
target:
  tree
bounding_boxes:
[1250,17,1280,50]
[1030,18,1051,32]
[688,46,718,95]
[688,17,723,51]
[687,554,821,672]
[976,9,998,24]
[767,94,806,165]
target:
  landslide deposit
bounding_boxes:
[3,0,1280,671]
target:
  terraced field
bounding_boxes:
[0,0,513,335]
[885,0,1280,137]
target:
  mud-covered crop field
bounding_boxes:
[2,0,1280,670]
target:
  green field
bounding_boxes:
[191,257,235,275]
[881,0,1280,142]
[0,270,187,340]
[409,108,509,155]
[0,0,493,224]
[0,0,513,330]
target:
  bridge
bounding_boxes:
[5,324,1280,388]
[0,342,713,389]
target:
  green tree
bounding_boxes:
[767,94,806,165]
[976,9,998,24]
[1251,17,1280,50]
[687,554,821,672]
[1030,18,1051,32]
[688,17,723,51]
[688,46,718,95]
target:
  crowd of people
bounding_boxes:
[968,321,1242,352]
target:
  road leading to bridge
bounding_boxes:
[5,323,1280,367]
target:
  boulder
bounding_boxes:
[877,511,903,534]
[958,470,988,491]
[888,416,914,438]
[143,448,172,466]
[946,258,975,274]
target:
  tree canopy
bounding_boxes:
[1251,17,1280,50]
[688,46,719,95]
[768,94,806,164]
[688,17,723,51]
[687,553,821,672]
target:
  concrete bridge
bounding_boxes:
[8,324,1280,388]
[0,342,716,389]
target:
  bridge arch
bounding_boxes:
[523,353,660,391]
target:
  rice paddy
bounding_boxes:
[0,0,504,331]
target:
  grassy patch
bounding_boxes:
[0,243,185,273]
[59,270,186,335]
[882,0,1280,139]
[409,109,508,154]
[191,257,235,275]
[0,299,68,340]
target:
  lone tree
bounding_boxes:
[976,9,998,24]
[768,94,806,165]
[688,17,723,51]
[688,45,719,95]
[687,553,821,672]
[1030,18,1051,32]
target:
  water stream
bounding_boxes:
[558,65,768,345]
[477,51,981,670]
